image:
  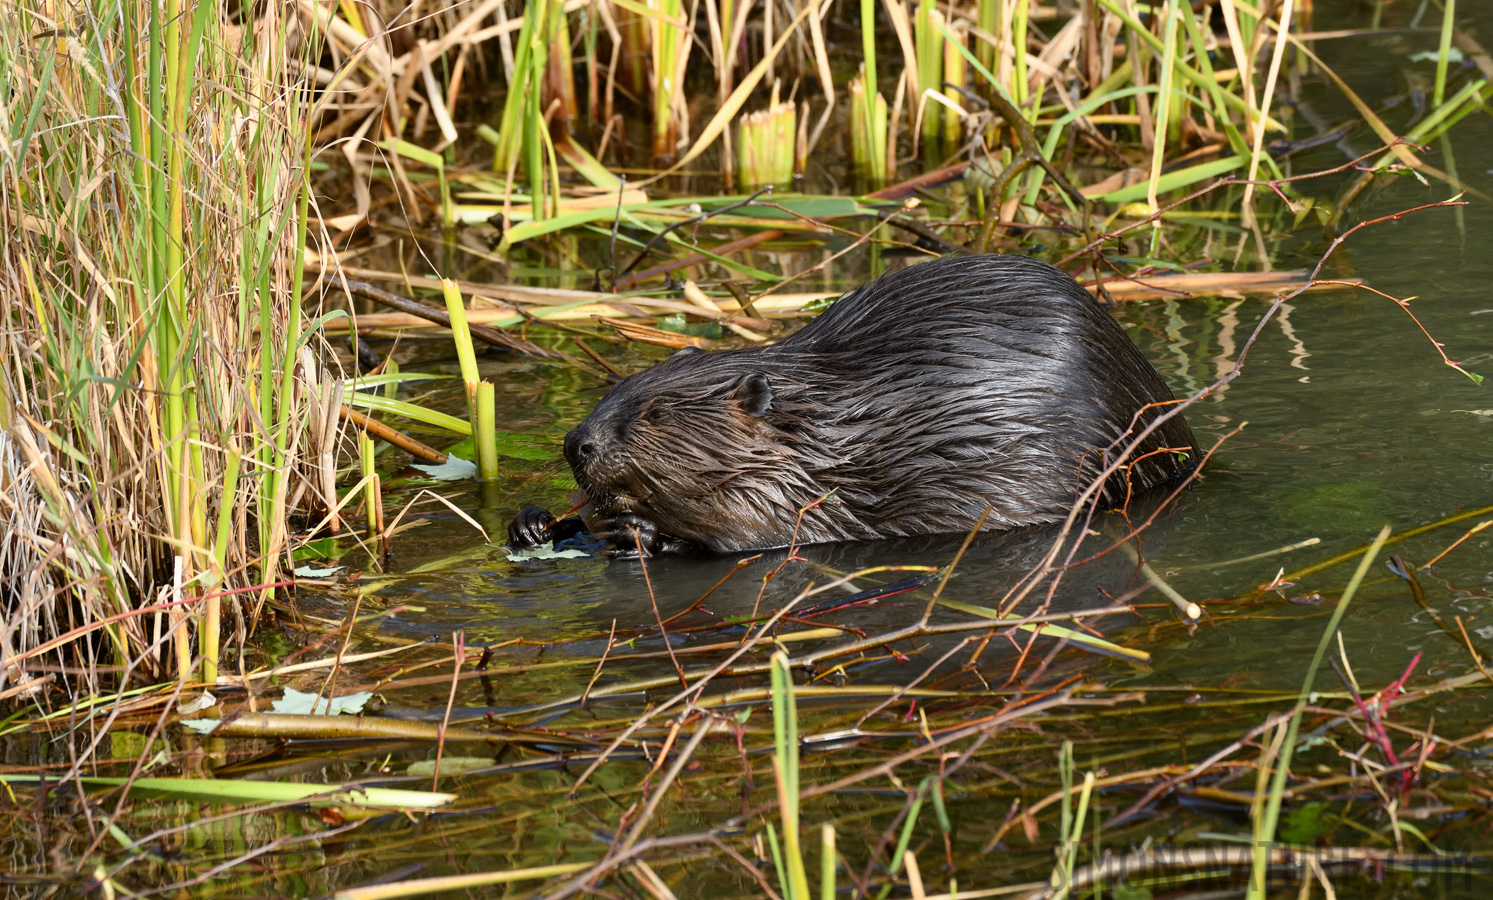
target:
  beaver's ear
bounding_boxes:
[734,373,773,417]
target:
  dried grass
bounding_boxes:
[0,0,327,696]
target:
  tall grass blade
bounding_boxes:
[1245,524,1393,900]
[1434,0,1457,108]
[771,651,810,899]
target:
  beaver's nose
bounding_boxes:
[564,429,596,466]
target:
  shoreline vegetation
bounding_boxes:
[3,0,1492,896]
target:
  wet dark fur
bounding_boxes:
[543,254,1197,553]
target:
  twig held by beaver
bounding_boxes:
[508,254,1198,556]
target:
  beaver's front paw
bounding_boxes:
[593,512,660,557]
[508,506,591,548]
[508,505,557,548]
[593,513,699,556]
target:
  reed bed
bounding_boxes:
[0,0,329,699]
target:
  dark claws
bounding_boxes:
[507,505,556,548]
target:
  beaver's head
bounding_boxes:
[562,346,785,531]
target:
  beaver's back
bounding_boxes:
[761,255,1197,521]
[558,254,1198,553]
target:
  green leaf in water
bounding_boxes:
[407,757,494,777]
[1279,800,1332,844]
[0,775,455,810]
[292,537,344,561]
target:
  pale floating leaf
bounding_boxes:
[180,718,222,734]
[273,687,372,717]
[294,564,345,577]
[412,454,478,481]
[178,692,217,715]
[506,541,590,561]
[1409,48,1462,63]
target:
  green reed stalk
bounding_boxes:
[163,0,217,681]
[881,788,928,899]
[619,1,650,100]
[770,652,811,900]
[1146,0,1180,254]
[737,98,796,187]
[1177,2,1255,165]
[914,0,943,149]
[943,22,967,146]
[1245,525,1391,900]
[494,0,550,216]
[651,0,688,160]
[849,67,888,185]
[204,446,240,685]
[1049,740,1096,900]
[261,20,318,626]
[548,1,578,129]
[819,824,836,900]
[977,0,998,75]
[853,0,885,186]
[1435,0,1457,107]
[494,0,540,173]
[474,382,500,482]
[1012,0,1029,107]
[441,279,481,395]
[359,433,383,537]
[583,0,600,123]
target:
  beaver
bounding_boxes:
[508,254,1197,555]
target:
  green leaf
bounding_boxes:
[342,389,471,435]
[293,537,344,561]
[938,598,1151,661]
[1098,156,1244,205]
[1279,801,1332,844]
[0,775,455,810]
[715,195,870,219]
[382,138,444,170]
[295,309,349,355]
[350,372,447,391]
